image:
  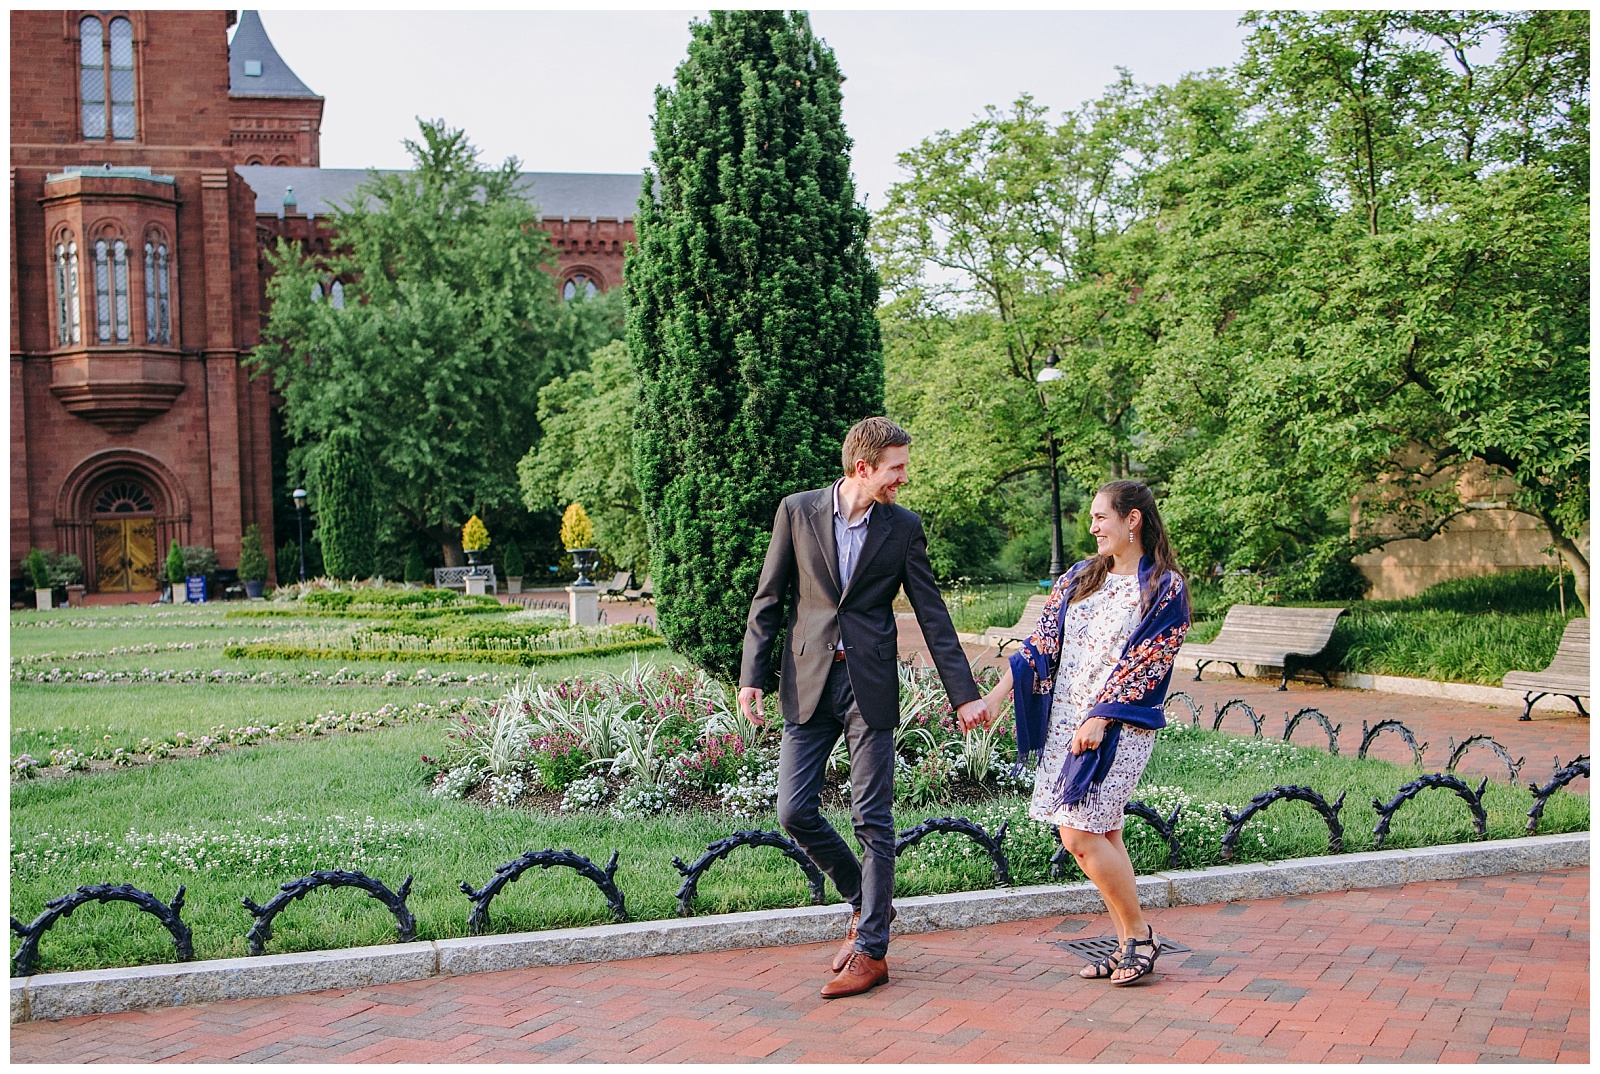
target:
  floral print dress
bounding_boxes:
[1027,572,1156,833]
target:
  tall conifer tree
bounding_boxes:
[312,428,377,580]
[629,10,883,682]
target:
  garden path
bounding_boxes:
[896,614,1590,794]
[10,867,1586,1062]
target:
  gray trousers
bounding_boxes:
[776,659,896,960]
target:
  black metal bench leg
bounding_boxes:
[1571,695,1588,718]
[1519,691,1542,721]
[1193,660,1208,682]
[1277,658,1291,691]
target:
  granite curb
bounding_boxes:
[10,830,1588,1024]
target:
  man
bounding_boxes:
[738,416,987,998]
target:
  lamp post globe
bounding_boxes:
[292,488,308,582]
[1034,350,1065,576]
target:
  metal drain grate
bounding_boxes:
[1051,934,1191,962]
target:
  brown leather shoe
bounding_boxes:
[820,952,888,998]
[831,907,897,972]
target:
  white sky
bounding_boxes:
[248,7,1250,208]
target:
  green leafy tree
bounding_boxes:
[165,540,185,586]
[252,118,596,565]
[873,86,1160,575]
[1135,11,1590,606]
[502,538,525,581]
[518,340,648,569]
[309,428,377,580]
[629,11,883,681]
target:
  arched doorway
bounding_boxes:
[90,479,160,592]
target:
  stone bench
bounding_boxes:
[984,595,1050,654]
[433,566,497,595]
[1181,604,1346,691]
[1503,617,1589,721]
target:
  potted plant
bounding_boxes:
[461,515,490,566]
[460,515,491,594]
[503,538,525,595]
[560,503,597,587]
[26,548,51,610]
[165,540,185,603]
[47,552,86,607]
[238,524,269,599]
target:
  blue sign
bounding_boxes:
[185,575,207,603]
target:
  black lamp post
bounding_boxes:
[292,487,308,582]
[1036,349,1065,577]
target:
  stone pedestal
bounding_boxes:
[465,576,487,596]
[65,585,86,608]
[567,585,599,626]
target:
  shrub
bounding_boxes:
[166,540,185,585]
[238,524,269,582]
[461,514,490,553]
[502,538,525,579]
[26,548,50,589]
[559,503,593,550]
[403,547,427,583]
[310,429,378,579]
[181,545,219,578]
[529,729,590,791]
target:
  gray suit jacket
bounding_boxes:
[739,486,981,729]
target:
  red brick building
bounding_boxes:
[11,10,638,595]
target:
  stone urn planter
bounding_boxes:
[507,576,523,595]
[34,588,51,611]
[465,550,483,566]
[244,579,266,599]
[65,584,87,608]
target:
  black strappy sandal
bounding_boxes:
[1078,949,1121,980]
[1110,925,1160,987]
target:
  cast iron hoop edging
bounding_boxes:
[1359,719,1428,767]
[1445,734,1526,785]
[1048,799,1182,878]
[462,849,626,933]
[242,870,415,956]
[672,831,824,917]
[11,883,192,978]
[1163,691,1202,727]
[1282,707,1341,755]
[1525,755,1591,835]
[1221,785,1347,862]
[895,816,1012,887]
[1371,773,1488,850]
[1212,698,1263,737]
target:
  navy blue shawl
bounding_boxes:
[1009,555,1191,807]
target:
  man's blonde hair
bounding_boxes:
[841,416,912,475]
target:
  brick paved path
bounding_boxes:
[11,867,1587,1063]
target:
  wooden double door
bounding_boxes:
[94,518,159,592]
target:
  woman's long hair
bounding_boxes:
[1066,479,1185,616]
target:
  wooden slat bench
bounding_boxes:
[1180,604,1346,691]
[984,595,1050,654]
[1503,617,1589,721]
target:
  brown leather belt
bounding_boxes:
[833,649,847,662]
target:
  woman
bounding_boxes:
[960,479,1190,985]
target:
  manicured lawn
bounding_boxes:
[9,597,1587,976]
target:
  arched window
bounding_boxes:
[111,239,131,342]
[143,235,171,344]
[93,239,112,343]
[562,274,598,301]
[329,280,345,309]
[79,17,105,139]
[79,16,137,141]
[55,237,83,347]
[309,281,323,302]
[93,480,155,514]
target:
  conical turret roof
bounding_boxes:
[229,10,319,98]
